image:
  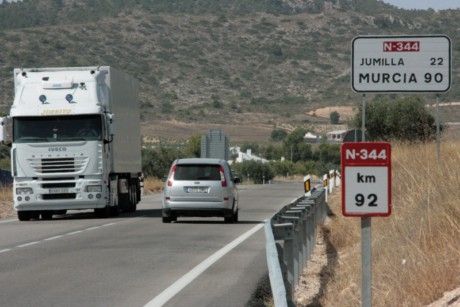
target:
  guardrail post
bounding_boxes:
[273,222,294,304]
[285,209,307,275]
[279,215,300,287]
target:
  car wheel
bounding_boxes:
[162,216,172,223]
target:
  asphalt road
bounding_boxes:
[0,182,302,307]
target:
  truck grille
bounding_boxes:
[28,157,88,174]
[42,193,76,200]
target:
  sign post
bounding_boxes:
[342,143,392,306]
[351,35,451,306]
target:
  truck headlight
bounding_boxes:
[16,188,33,195]
[86,185,102,193]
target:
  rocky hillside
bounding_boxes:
[0,0,458,125]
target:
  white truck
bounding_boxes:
[3,66,142,221]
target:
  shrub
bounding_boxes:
[232,161,274,184]
[271,128,287,142]
[353,96,437,141]
[330,111,340,124]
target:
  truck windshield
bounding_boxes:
[13,115,102,143]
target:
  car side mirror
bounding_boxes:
[233,177,241,184]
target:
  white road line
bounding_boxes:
[0,221,120,254]
[44,235,63,241]
[66,230,83,236]
[85,226,101,231]
[17,241,40,248]
[144,223,264,307]
[0,219,16,224]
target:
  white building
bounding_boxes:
[304,132,320,144]
[229,147,268,164]
[326,130,348,143]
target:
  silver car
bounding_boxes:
[162,158,239,223]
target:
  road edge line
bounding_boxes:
[144,223,264,307]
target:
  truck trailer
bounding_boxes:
[4,66,142,220]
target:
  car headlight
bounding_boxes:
[86,185,102,193]
[16,187,33,195]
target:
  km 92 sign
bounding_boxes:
[341,142,392,217]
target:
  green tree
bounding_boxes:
[283,127,311,162]
[232,161,274,184]
[353,96,437,141]
[270,128,287,142]
[330,111,340,124]
[142,146,183,178]
[184,134,201,157]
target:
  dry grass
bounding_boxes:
[0,185,13,219]
[143,177,164,194]
[321,142,460,306]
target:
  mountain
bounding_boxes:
[0,0,458,129]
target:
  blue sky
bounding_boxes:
[382,0,460,10]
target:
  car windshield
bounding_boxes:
[14,115,102,143]
[174,164,221,181]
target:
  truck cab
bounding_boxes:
[6,67,142,221]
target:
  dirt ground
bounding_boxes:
[141,119,275,142]
[0,201,13,219]
[294,223,331,306]
[307,106,356,121]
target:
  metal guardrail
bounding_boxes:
[265,188,328,306]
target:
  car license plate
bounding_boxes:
[185,187,209,193]
[49,188,70,194]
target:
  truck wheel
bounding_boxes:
[41,212,53,220]
[94,206,110,218]
[110,205,119,217]
[125,184,137,213]
[17,211,31,221]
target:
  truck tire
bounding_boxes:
[110,205,119,217]
[17,211,31,221]
[41,212,53,220]
[125,184,137,213]
[94,206,110,218]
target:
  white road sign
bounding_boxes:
[344,167,389,215]
[341,142,391,217]
[352,35,451,92]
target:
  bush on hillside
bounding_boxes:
[270,128,287,142]
[232,160,274,184]
[353,96,437,141]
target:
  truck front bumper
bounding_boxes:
[14,178,108,211]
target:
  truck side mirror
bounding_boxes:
[0,117,13,146]
[104,114,114,143]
